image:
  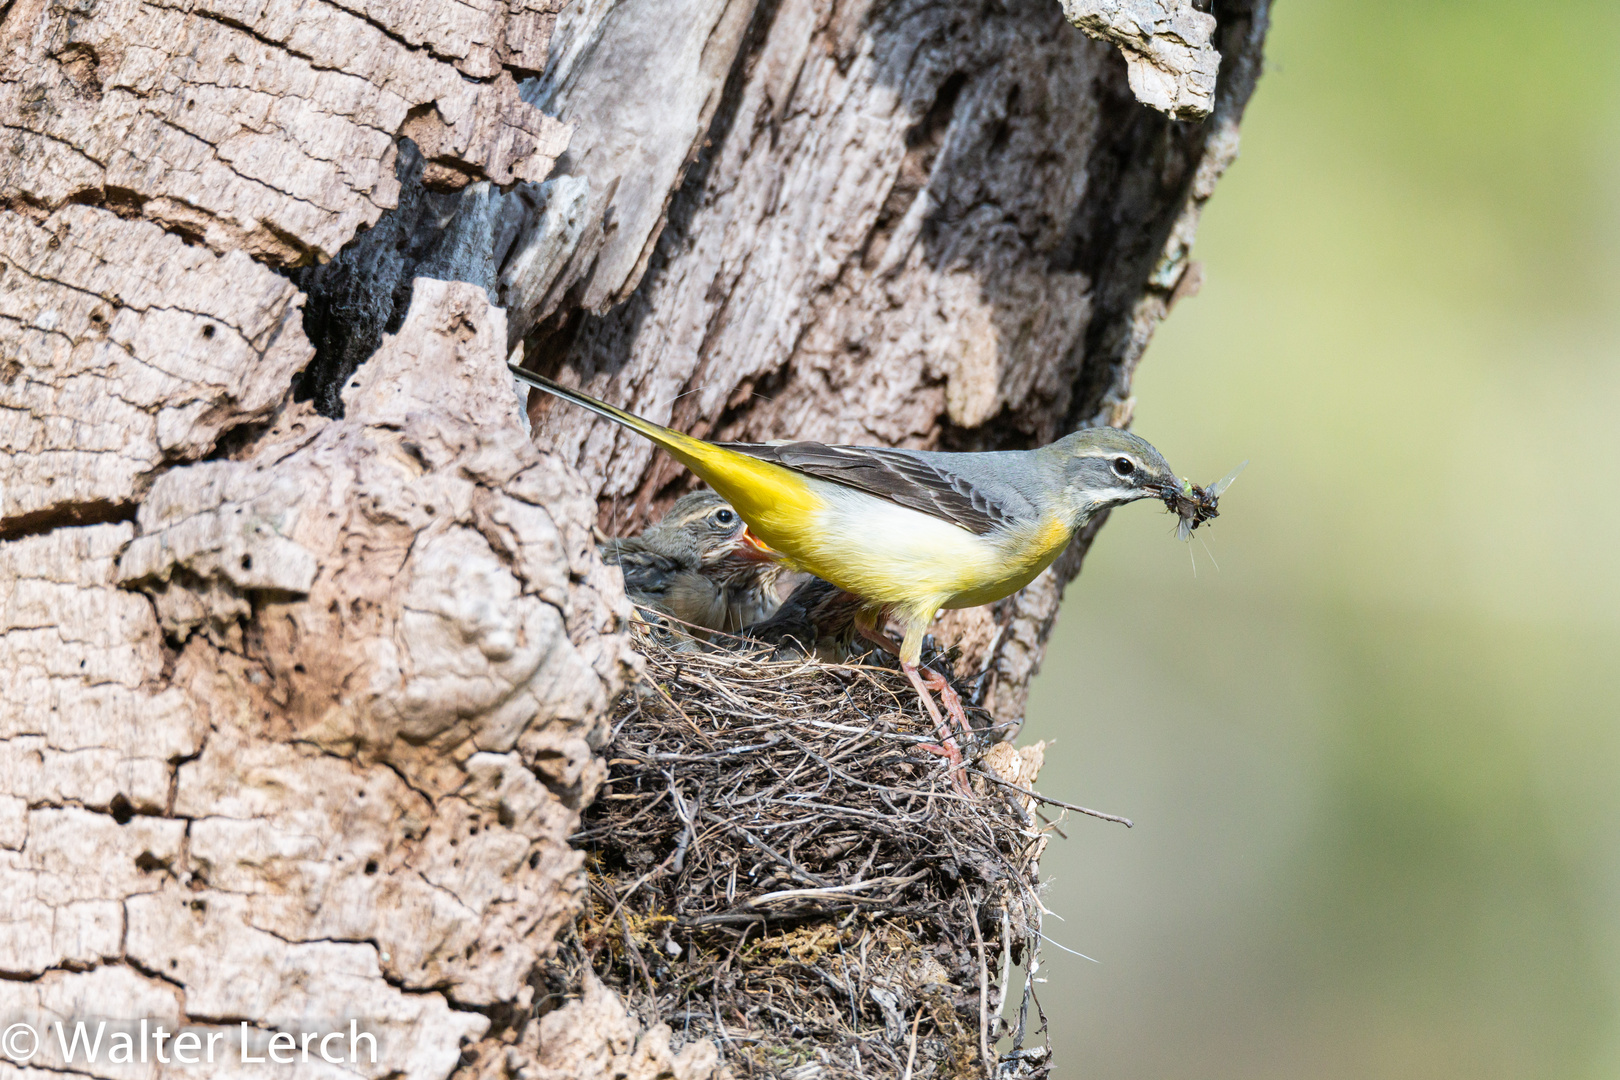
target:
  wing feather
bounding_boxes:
[601,541,687,599]
[715,441,1020,536]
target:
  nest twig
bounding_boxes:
[541,626,1070,1079]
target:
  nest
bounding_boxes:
[540,626,1086,1079]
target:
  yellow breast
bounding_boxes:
[666,440,1073,614]
[755,479,1072,613]
[940,513,1072,608]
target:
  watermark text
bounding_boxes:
[1,1018,378,1066]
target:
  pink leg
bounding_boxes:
[856,619,970,792]
[902,663,966,771]
[917,665,971,741]
[913,665,974,793]
[854,619,902,658]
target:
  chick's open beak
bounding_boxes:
[736,528,781,562]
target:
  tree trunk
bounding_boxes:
[0,0,1266,1075]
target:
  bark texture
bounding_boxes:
[1059,0,1221,120]
[0,0,569,261]
[0,0,1268,1073]
[2,282,640,1078]
[0,207,311,538]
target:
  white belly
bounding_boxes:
[789,479,1013,609]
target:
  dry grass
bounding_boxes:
[540,624,1073,1079]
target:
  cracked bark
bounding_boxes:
[0,0,1267,1076]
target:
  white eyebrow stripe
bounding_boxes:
[1071,448,1148,469]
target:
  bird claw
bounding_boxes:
[917,741,970,794]
[903,663,973,795]
[856,621,974,794]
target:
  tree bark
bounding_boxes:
[0,0,1267,1076]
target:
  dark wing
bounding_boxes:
[600,540,687,600]
[716,441,1019,536]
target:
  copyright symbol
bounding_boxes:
[1,1022,38,1062]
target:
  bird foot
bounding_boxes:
[918,665,971,734]
[918,741,964,768]
[903,662,971,795]
[855,621,972,794]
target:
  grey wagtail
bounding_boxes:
[603,490,783,638]
[514,365,1183,770]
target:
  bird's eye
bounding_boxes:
[714,509,736,525]
[1112,457,1136,478]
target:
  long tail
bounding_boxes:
[509,365,697,454]
[508,364,825,542]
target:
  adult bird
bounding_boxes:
[602,490,783,640]
[515,365,1184,770]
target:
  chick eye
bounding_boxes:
[1111,457,1136,478]
[714,509,736,525]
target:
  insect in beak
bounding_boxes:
[1164,460,1247,541]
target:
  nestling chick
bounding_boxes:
[602,490,784,638]
[743,575,864,661]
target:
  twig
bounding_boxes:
[967,894,992,1079]
[668,775,697,873]
[744,870,928,907]
[973,770,1133,827]
[620,908,655,1001]
[900,1007,923,1080]
[728,823,829,888]
[997,903,1013,1030]
[1034,808,1069,839]
[643,671,708,741]
[837,937,858,1026]
[998,786,1036,829]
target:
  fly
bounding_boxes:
[1165,460,1247,542]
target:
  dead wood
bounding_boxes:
[0,0,1269,1074]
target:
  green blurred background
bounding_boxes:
[1021,2,1620,1077]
